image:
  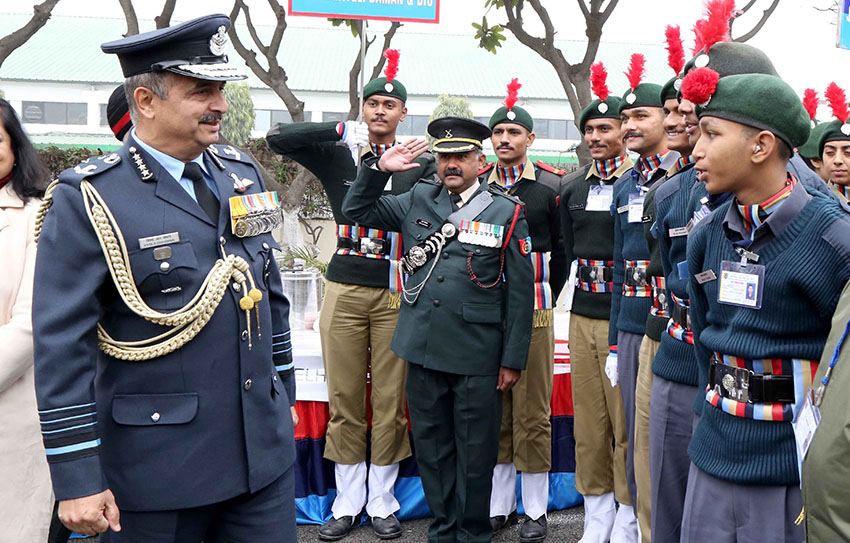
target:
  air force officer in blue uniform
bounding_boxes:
[31,15,297,542]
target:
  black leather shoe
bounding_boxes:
[371,514,403,539]
[319,516,356,541]
[520,515,547,543]
[491,511,515,533]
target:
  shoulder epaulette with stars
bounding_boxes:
[536,160,566,176]
[58,152,123,189]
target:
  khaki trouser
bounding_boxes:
[497,322,555,472]
[569,314,630,505]
[318,280,412,465]
[635,335,658,543]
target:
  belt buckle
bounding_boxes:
[627,266,647,287]
[359,237,383,255]
[715,360,751,403]
[590,266,606,283]
[653,285,668,311]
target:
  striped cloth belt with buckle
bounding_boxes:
[666,292,693,344]
[623,259,651,297]
[576,258,614,293]
[650,276,669,318]
[336,225,403,292]
[706,353,818,422]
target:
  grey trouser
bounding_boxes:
[617,330,643,506]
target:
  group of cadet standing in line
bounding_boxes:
[9,4,850,543]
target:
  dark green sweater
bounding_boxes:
[560,162,631,320]
[266,121,436,288]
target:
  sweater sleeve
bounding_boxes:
[342,158,412,233]
[265,121,347,180]
[547,189,568,301]
[609,181,626,348]
[686,219,713,382]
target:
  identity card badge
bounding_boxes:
[793,387,822,480]
[717,260,765,309]
[627,192,645,224]
[585,184,614,212]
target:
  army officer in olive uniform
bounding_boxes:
[343,117,534,543]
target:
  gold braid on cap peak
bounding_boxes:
[432,137,482,151]
[35,179,264,360]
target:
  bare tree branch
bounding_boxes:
[118,0,139,37]
[154,0,176,29]
[732,0,780,42]
[346,21,401,120]
[0,0,60,68]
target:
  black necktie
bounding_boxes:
[450,192,462,212]
[184,162,219,223]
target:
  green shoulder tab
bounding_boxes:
[416,174,441,187]
[478,161,494,177]
[489,184,524,206]
[58,152,122,189]
[208,144,253,164]
[536,159,566,176]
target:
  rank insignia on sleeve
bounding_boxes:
[519,237,532,256]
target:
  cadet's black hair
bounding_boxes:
[0,99,48,202]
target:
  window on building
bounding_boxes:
[396,115,430,137]
[22,101,87,125]
[254,109,311,131]
[323,112,347,123]
[100,104,108,126]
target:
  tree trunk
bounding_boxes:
[0,0,61,68]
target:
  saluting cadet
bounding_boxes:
[484,79,567,543]
[818,83,850,203]
[343,117,534,543]
[681,69,850,543]
[607,53,678,543]
[266,51,436,540]
[32,15,297,542]
[560,61,632,543]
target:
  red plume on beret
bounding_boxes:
[802,89,819,122]
[505,78,522,111]
[383,49,400,83]
[694,0,735,54]
[625,54,646,91]
[681,67,720,106]
[825,82,850,124]
[590,62,610,102]
[665,25,685,76]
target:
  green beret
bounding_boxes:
[798,123,828,159]
[620,83,663,113]
[660,76,679,103]
[363,76,407,103]
[681,42,777,81]
[818,119,850,156]
[489,105,534,132]
[579,97,623,132]
[698,73,810,149]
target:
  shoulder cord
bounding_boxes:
[34,180,264,361]
[466,202,522,289]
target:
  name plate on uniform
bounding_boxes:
[139,232,180,250]
[627,193,645,224]
[458,220,503,247]
[585,184,613,212]
[229,191,283,238]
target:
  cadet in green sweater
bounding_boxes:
[343,117,534,543]
[484,82,566,543]
[266,57,436,540]
[682,71,850,542]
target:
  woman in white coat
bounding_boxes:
[0,98,52,541]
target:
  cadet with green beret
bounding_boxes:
[343,117,534,543]
[485,79,566,543]
[818,83,850,203]
[560,61,632,543]
[681,70,850,542]
[266,50,436,541]
[609,53,679,543]
[796,89,830,184]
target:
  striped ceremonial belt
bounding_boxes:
[623,259,651,297]
[576,258,614,293]
[666,292,693,344]
[650,276,668,318]
[705,353,818,422]
[336,225,404,292]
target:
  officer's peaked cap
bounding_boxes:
[101,14,246,81]
[428,117,491,154]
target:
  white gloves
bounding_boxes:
[605,352,619,387]
[339,121,369,164]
